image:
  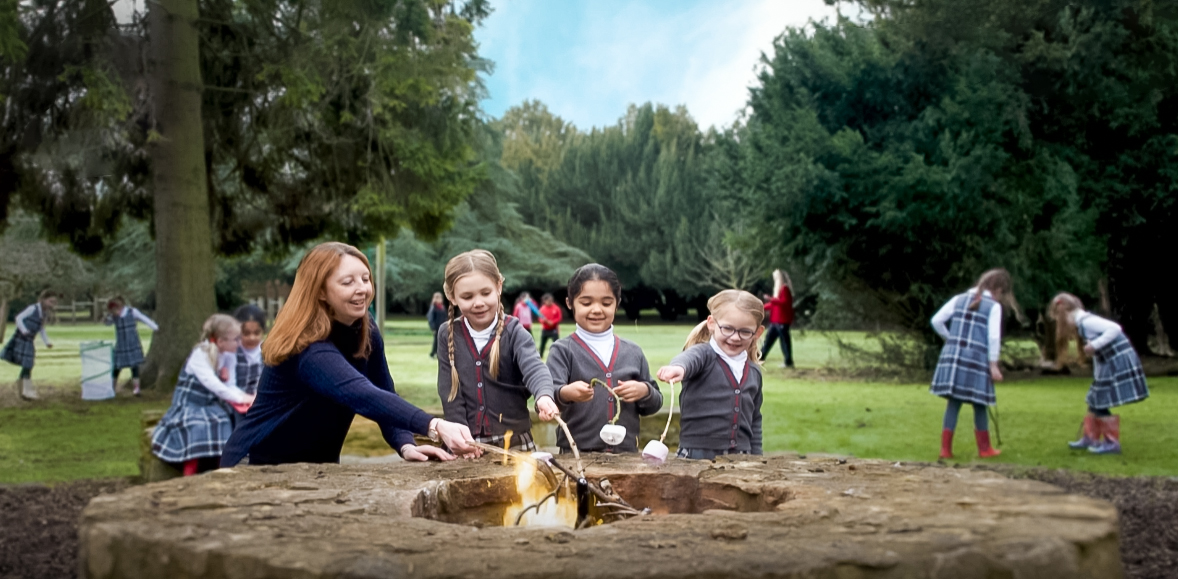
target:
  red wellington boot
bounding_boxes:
[939,429,954,459]
[975,430,1001,458]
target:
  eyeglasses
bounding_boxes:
[716,324,755,341]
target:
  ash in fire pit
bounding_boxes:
[80,455,1124,579]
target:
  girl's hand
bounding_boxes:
[536,396,560,421]
[559,381,594,403]
[229,394,256,414]
[401,444,456,462]
[46,342,53,349]
[613,380,649,402]
[219,367,230,382]
[656,365,685,383]
[989,362,1004,382]
[435,420,482,458]
[1083,344,1096,357]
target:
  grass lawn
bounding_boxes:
[1,318,1174,483]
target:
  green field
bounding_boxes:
[1,319,1173,483]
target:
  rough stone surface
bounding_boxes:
[82,454,1122,578]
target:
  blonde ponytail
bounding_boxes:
[488,304,506,380]
[683,320,713,351]
[197,314,240,370]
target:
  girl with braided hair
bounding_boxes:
[930,268,1019,460]
[437,249,558,452]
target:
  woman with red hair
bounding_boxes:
[221,242,479,466]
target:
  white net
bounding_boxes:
[80,341,115,400]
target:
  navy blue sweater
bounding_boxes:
[221,318,433,466]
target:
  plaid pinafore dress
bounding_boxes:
[234,345,263,396]
[151,357,236,463]
[930,293,997,406]
[1079,314,1149,410]
[1,305,41,369]
[111,308,146,370]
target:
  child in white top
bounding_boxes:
[1049,293,1149,455]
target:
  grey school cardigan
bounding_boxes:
[669,343,763,454]
[547,333,663,452]
[437,315,555,438]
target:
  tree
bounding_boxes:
[0,213,91,340]
[2,0,492,387]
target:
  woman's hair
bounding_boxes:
[107,295,126,310]
[683,289,765,363]
[263,242,373,366]
[233,303,268,332]
[566,263,621,309]
[1048,292,1088,364]
[442,249,505,402]
[432,292,443,302]
[772,269,792,296]
[197,313,241,369]
[541,293,554,304]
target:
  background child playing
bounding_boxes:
[151,314,255,475]
[427,292,446,358]
[657,290,765,460]
[1050,293,1149,455]
[538,293,562,357]
[233,304,267,396]
[930,268,1018,459]
[513,292,540,338]
[104,296,159,396]
[2,290,56,400]
[437,249,558,451]
[547,264,662,453]
[761,269,795,368]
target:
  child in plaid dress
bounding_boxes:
[437,250,558,452]
[2,290,57,400]
[930,269,1017,459]
[104,296,159,396]
[151,314,255,476]
[232,304,267,396]
[1050,293,1149,455]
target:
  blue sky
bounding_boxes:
[475,0,840,130]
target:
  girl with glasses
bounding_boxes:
[657,290,765,460]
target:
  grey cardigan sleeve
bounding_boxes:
[752,376,764,455]
[510,322,555,401]
[633,353,663,416]
[545,341,574,409]
[669,343,711,380]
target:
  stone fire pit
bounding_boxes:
[79,454,1122,578]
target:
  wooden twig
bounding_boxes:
[553,416,584,476]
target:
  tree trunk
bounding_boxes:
[139,0,216,390]
[0,297,8,342]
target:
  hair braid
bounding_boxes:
[446,305,460,402]
[488,303,506,380]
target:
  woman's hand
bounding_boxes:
[401,444,455,462]
[613,380,650,402]
[559,381,594,403]
[434,420,482,458]
[656,365,685,383]
[989,362,1004,382]
[1083,344,1096,357]
[536,395,559,421]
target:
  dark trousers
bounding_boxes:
[943,397,989,431]
[429,330,439,357]
[539,329,559,357]
[761,323,793,366]
[112,365,140,381]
